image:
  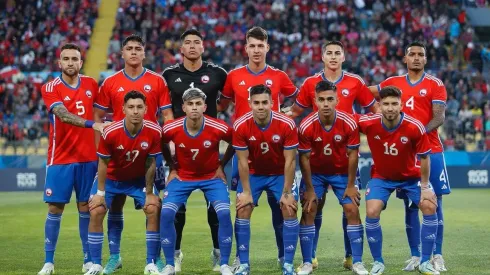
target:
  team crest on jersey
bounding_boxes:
[334,135,342,142]
[400,136,408,144]
[419,89,427,96]
[272,134,281,143]
[140,141,149,149]
[86,90,92,98]
[265,79,273,87]
[144,85,151,92]
[201,75,210,83]
[203,140,211,148]
[341,89,350,96]
[45,188,52,196]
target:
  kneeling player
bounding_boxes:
[233,85,300,275]
[85,91,162,275]
[296,81,368,275]
[159,88,234,275]
[358,86,439,275]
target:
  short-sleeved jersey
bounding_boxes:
[298,111,360,175]
[41,75,98,165]
[295,70,376,114]
[358,113,431,181]
[221,65,298,118]
[97,119,162,181]
[163,62,227,118]
[95,69,172,123]
[162,115,232,180]
[377,73,447,153]
[232,111,298,175]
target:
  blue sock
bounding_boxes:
[88,232,104,265]
[283,218,299,265]
[107,212,124,255]
[312,210,322,259]
[343,212,352,257]
[160,203,179,266]
[235,218,251,265]
[44,213,62,263]
[268,193,284,259]
[299,225,315,264]
[404,198,421,257]
[434,197,444,255]
[347,224,364,264]
[421,214,438,263]
[213,201,233,266]
[146,231,159,264]
[366,217,383,263]
[79,211,91,263]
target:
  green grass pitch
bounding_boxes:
[0,189,489,274]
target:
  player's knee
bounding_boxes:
[419,200,437,214]
[281,207,297,219]
[300,211,316,225]
[317,197,326,211]
[89,205,106,221]
[144,204,159,216]
[48,203,65,214]
[366,207,381,219]
[77,202,89,212]
[343,204,360,221]
[236,205,252,219]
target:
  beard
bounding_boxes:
[62,68,78,77]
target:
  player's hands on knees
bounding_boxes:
[166,169,181,183]
[420,185,437,207]
[302,190,317,214]
[343,185,361,206]
[92,121,112,133]
[236,191,253,210]
[89,194,106,211]
[280,192,298,216]
[213,165,227,183]
[144,193,161,210]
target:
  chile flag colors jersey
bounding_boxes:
[358,113,431,181]
[95,69,172,123]
[298,111,360,175]
[41,75,98,165]
[295,70,376,114]
[162,116,232,181]
[232,111,298,175]
[377,73,446,153]
[221,65,298,119]
[97,120,162,181]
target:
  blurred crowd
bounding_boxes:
[2,0,490,152]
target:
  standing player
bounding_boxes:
[162,29,228,272]
[369,41,449,272]
[93,34,173,273]
[232,85,299,275]
[296,81,368,275]
[159,88,234,275]
[358,86,439,275]
[287,41,378,271]
[85,91,162,275]
[38,43,108,275]
[219,26,298,268]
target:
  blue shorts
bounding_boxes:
[163,178,230,204]
[300,174,356,205]
[366,178,421,207]
[44,161,97,203]
[154,154,166,191]
[230,154,239,191]
[90,177,157,210]
[236,174,299,205]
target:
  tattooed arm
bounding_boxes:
[52,105,87,127]
[425,104,446,133]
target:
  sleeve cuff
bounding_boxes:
[148,152,162,157]
[220,93,232,99]
[285,88,299,98]
[284,143,299,150]
[94,103,109,111]
[377,84,381,92]
[347,144,360,149]
[362,99,376,108]
[233,145,248,151]
[432,100,446,105]
[295,99,309,109]
[97,152,111,159]
[49,102,63,111]
[417,149,432,156]
[298,148,311,153]
[159,104,172,111]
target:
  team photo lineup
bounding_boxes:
[36,23,451,275]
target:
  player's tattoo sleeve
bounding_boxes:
[425,104,445,133]
[145,157,156,194]
[299,152,314,192]
[283,149,297,193]
[347,148,359,188]
[52,105,87,127]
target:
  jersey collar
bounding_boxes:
[317,111,337,132]
[253,111,273,131]
[59,76,81,90]
[381,112,404,132]
[123,119,144,139]
[123,68,146,82]
[321,70,344,85]
[405,72,426,87]
[246,64,268,76]
[183,117,205,138]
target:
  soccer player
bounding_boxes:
[162,29,228,272]
[287,40,378,271]
[93,34,173,273]
[296,81,368,275]
[85,91,162,275]
[38,43,109,275]
[369,41,449,272]
[358,86,439,275]
[219,26,298,268]
[159,88,234,275]
[232,84,299,275]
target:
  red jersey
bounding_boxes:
[358,113,431,181]
[97,120,162,181]
[298,111,360,175]
[295,70,376,114]
[232,111,298,175]
[95,68,172,123]
[162,116,232,181]
[221,65,298,118]
[41,75,98,165]
[377,73,447,153]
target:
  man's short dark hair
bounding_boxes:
[122,34,145,48]
[322,40,344,54]
[180,29,204,41]
[249,84,271,98]
[246,26,268,42]
[315,80,337,93]
[61,43,81,52]
[379,86,402,99]
[405,41,426,55]
[124,90,146,103]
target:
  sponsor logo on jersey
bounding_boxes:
[141,141,149,149]
[374,135,381,140]
[144,85,151,92]
[249,136,256,141]
[179,143,185,148]
[63,96,71,101]
[117,145,124,150]
[341,89,350,96]
[265,79,273,87]
[401,136,408,144]
[45,188,52,196]
[201,75,210,83]
[203,140,211,148]
[334,135,342,142]
[315,137,322,142]
[272,134,281,143]
[175,78,182,82]
[419,89,427,96]
[118,87,124,92]
[239,81,246,86]
[86,90,92,98]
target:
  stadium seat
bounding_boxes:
[5,146,15,155]
[15,147,26,155]
[0,137,6,147]
[466,142,477,152]
[37,147,47,156]
[26,146,36,155]
[40,137,48,147]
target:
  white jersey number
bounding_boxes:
[260,142,269,154]
[125,150,140,162]
[405,96,415,110]
[76,101,85,115]
[191,149,199,160]
[383,142,398,156]
[323,144,332,155]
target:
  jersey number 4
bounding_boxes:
[405,96,415,110]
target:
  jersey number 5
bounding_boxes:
[76,101,85,115]
[125,150,140,162]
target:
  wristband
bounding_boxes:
[85,120,95,128]
[96,190,105,196]
[420,183,433,190]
